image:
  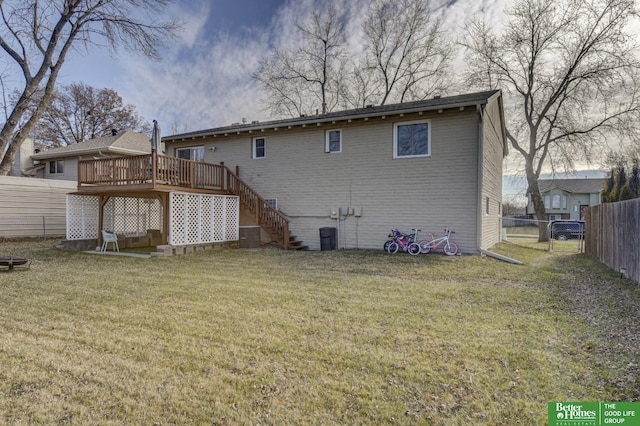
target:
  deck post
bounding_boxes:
[151,151,157,186]
[283,221,289,250]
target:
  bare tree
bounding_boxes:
[359,0,453,105]
[254,6,347,117]
[340,60,381,109]
[32,82,150,148]
[0,0,179,175]
[462,0,640,240]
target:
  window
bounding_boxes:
[544,195,551,209]
[176,146,204,162]
[253,137,265,159]
[325,129,342,153]
[265,198,277,209]
[552,194,561,209]
[49,160,64,174]
[393,120,430,158]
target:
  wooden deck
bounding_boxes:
[77,153,290,249]
[78,153,226,192]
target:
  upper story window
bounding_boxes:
[546,194,568,210]
[253,137,265,159]
[393,120,431,158]
[325,129,342,153]
[176,146,204,162]
[49,160,64,174]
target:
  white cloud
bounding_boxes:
[70,0,515,136]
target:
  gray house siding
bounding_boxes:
[479,96,506,249]
[43,157,79,181]
[171,109,484,252]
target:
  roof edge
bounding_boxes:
[164,90,501,142]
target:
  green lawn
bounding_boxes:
[0,239,638,424]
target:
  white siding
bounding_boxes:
[0,176,76,237]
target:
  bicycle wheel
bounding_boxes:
[418,240,431,254]
[443,241,458,256]
[387,241,399,254]
[408,242,421,255]
[383,240,393,251]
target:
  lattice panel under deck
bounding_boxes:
[169,192,239,246]
[224,197,239,241]
[103,197,162,236]
[66,194,100,240]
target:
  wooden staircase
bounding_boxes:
[288,234,308,251]
[224,167,306,250]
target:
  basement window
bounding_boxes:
[264,198,277,209]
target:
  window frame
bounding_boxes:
[49,160,64,175]
[252,137,266,159]
[393,119,431,159]
[325,129,342,153]
[264,198,277,209]
[176,146,204,162]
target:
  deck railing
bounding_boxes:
[78,153,289,249]
[78,153,226,190]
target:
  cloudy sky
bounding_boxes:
[59,0,510,135]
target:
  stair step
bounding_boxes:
[288,239,308,250]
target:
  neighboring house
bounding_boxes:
[527,178,605,221]
[29,131,153,181]
[161,90,508,253]
[9,137,40,177]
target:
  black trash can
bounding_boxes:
[319,227,337,250]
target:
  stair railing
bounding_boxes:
[224,168,289,249]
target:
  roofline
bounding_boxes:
[164,90,501,142]
[31,146,148,160]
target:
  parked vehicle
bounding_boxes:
[549,220,585,240]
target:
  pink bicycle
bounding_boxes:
[386,229,421,255]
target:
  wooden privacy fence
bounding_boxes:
[584,199,640,284]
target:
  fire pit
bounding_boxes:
[0,256,30,272]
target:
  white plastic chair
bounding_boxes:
[101,230,119,252]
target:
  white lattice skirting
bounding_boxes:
[169,192,239,246]
[66,192,239,246]
[66,194,100,240]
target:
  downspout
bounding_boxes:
[476,104,484,253]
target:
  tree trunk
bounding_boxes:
[525,168,549,242]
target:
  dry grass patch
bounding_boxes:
[0,239,638,424]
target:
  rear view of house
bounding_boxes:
[163,90,508,253]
